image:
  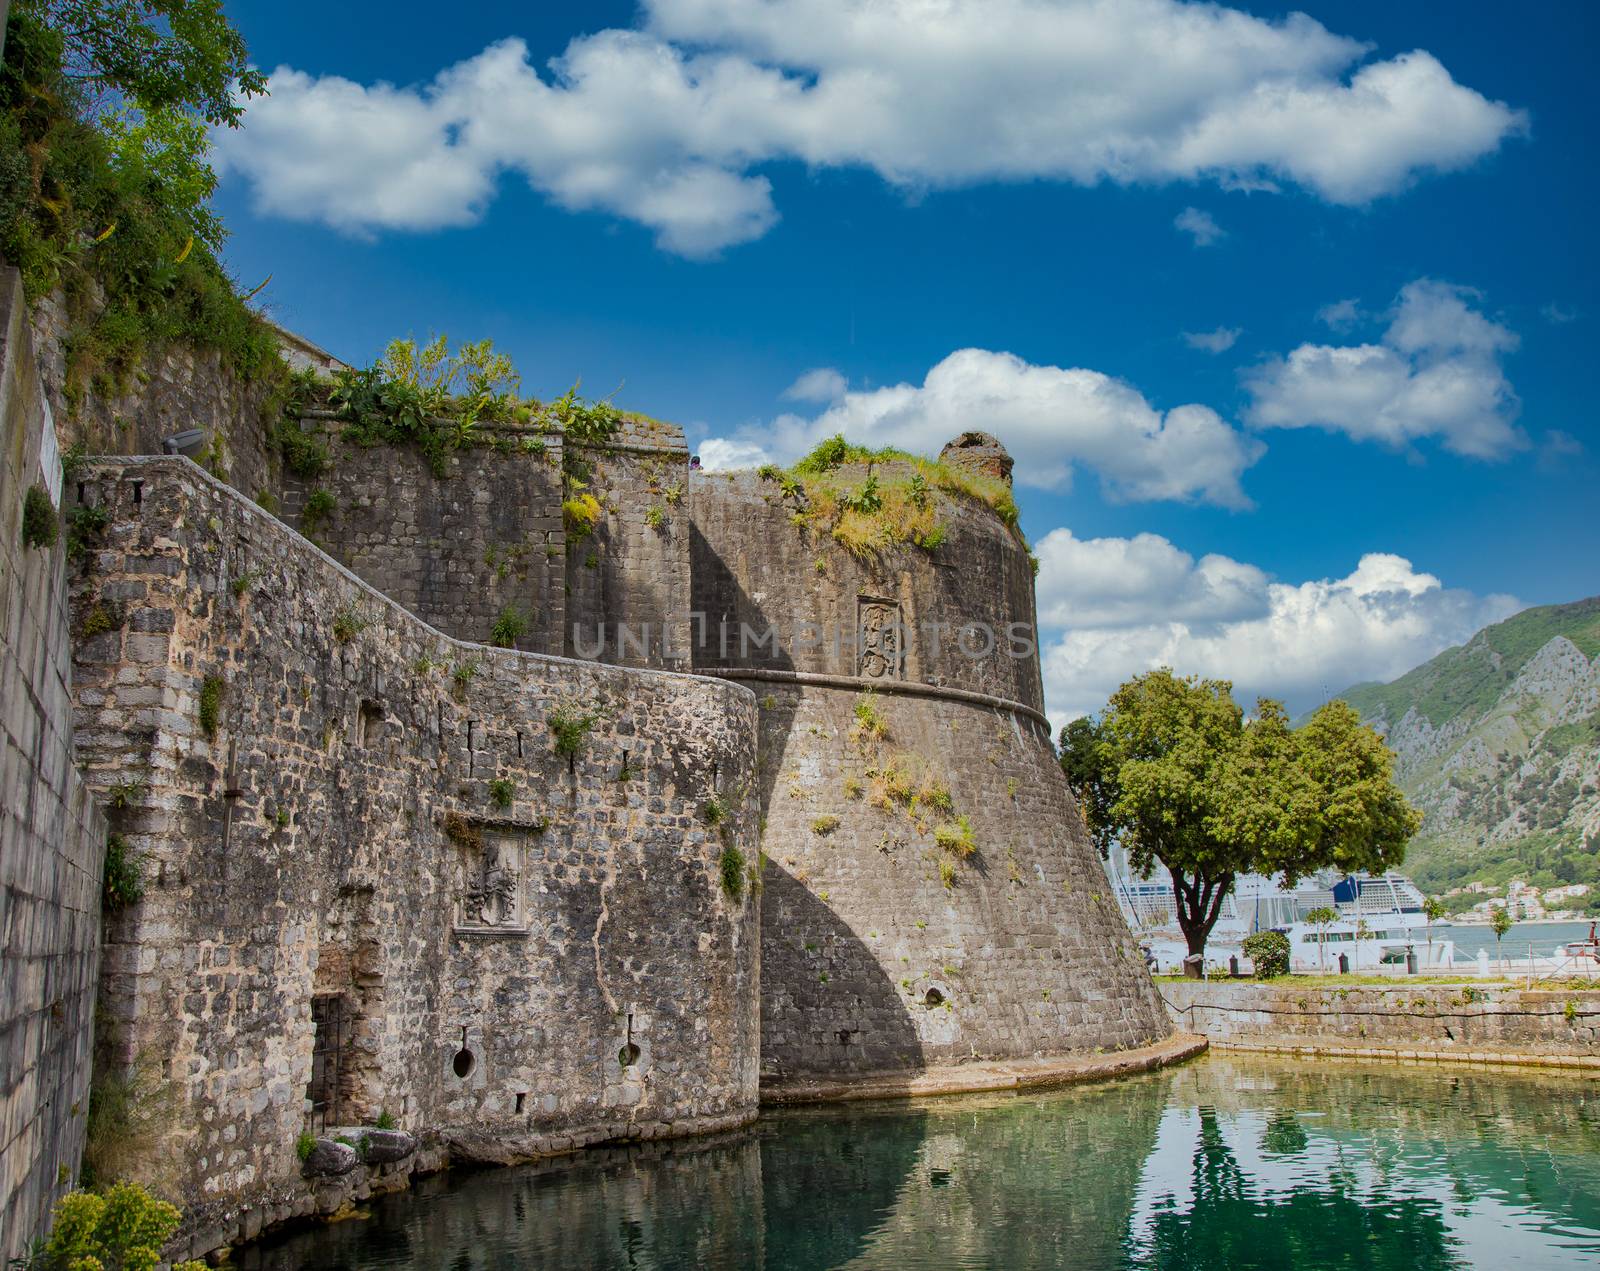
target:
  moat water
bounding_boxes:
[240,1054,1600,1270]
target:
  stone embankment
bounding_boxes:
[1161,981,1600,1069]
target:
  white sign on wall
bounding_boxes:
[36,382,61,509]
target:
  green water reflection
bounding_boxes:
[240,1055,1600,1270]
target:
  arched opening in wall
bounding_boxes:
[310,893,386,1126]
[924,987,945,1008]
[453,1047,476,1079]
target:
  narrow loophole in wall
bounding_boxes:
[453,1047,475,1078]
[924,988,945,1008]
[358,700,385,748]
[130,479,143,508]
[618,1043,641,1068]
[515,1091,526,1114]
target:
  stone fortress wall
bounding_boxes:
[1,272,1177,1258]
[687,467,1169,1078]
[0,269,108,1265]
[68,455,761,1249]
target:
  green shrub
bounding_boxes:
[811,814,840,836]
[65,503,109,563]
[303,487,335,533]
[488,778,515,810]
[331,606,364,644]
[1243,930,1291,979]
[703,794,729,827]
[719,844,747,900]
[374,1110,397,1131]
[197,674,223,737]
[489,605,528,648]
[29,1181,205,1271]
[296,1131,317,1161]
[548,702,597,759]
[21,484,57,549]
[102,833,144,911]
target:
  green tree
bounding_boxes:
[1060,669,1420,959]
[1304,906,1339,970]
[1489,903,1515,968]
[15,0,266,126]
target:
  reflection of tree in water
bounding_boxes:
[1259,1111,1307,1157]
[1134,1108,1463,1271]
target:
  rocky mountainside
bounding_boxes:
[1328,597,1600,896]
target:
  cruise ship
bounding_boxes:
[1107,854,1454,973]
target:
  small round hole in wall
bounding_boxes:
[452,1047,475,1078]
[618,1042,641,1068]
[924,988,945,1008]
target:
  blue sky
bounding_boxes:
[210,0,1596,724]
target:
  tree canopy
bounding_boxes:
[1061,668,1420,958]
[15,0,265,126]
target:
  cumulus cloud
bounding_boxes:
[216,0,1525,255]
[782,367,848,402]
[698,436,772,469]
[697,348,1264,507]
[1245,279,1525,460]
[1183,326,1242,353]
[1035,532,1521,726]
[1174,207,1225,247]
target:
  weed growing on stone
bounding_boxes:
[852,691,889,744]
[442,813,482,851]
[22,484,58,549]
[231,568,260,597]
[296,1132,316,1162]
[106,777,144,810]
[375,1110,397,1130]
[938,859,957,889]
[646,504,666,530]
[719,843,747,900]
[197,675,223,737]
[548,702,597,759]
[66,503,109,563]
[489,605,528,648]
[934,815,977,859]
[812,814,840,836]
[79,601,123,639]
[102,833,144,911]
[703,794,729,827]
[452,660,479,699]
[303,487,335,534]
[331,606,365,644]
[489,778,515,810]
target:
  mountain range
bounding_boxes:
[1328,597,1600,904]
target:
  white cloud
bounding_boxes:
[1316,298,1362,330]
[1174,207,1225,247]
[782,367,848,403]
[1183,326,1241,353]
[1036,533,1520,727]
[699,436,772,469]
[701,347,1265,507]
[1541,302,1579,325]
[216,0,1525,255]
[1245,279,1525,460]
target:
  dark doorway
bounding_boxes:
[308,994,348,1131]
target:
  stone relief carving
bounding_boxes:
[456,830,524,931]
[858,597,904,680]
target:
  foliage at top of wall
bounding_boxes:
[758,434,1024,559]
[0,2,282,413]
[320,336,626,484]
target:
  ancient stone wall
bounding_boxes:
[28,289,285,503]
[1161,981,1600,1064]
[689,467,1169,1079]
[562,421,692,671]
[0,267,107,1264]
[279,419,568,655]
[68,455,760,1246]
